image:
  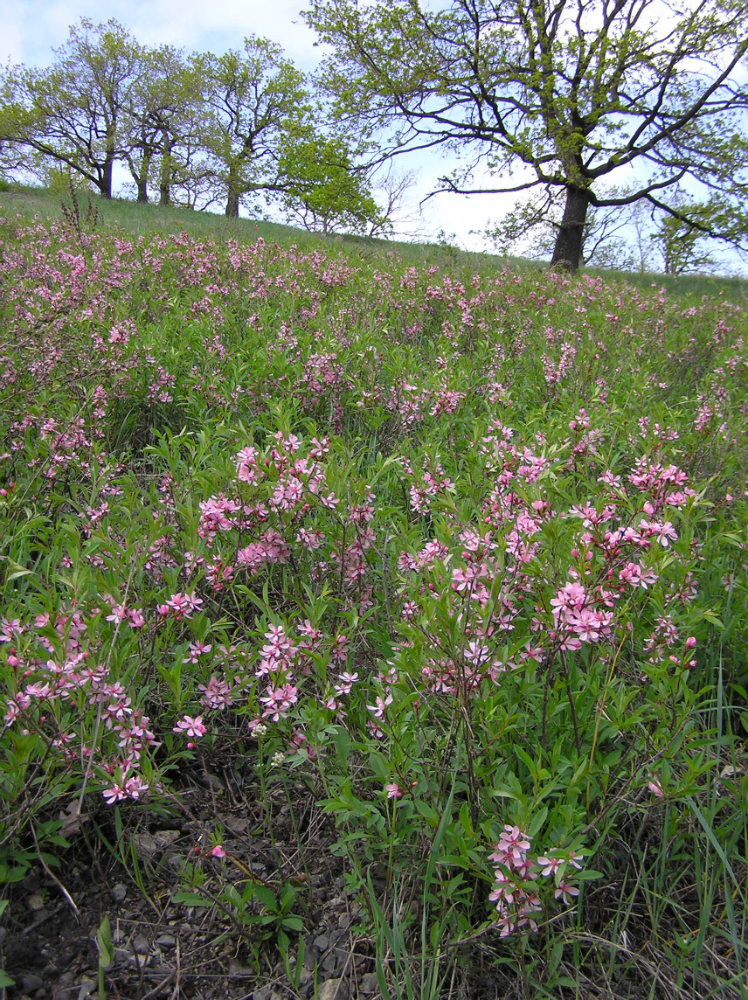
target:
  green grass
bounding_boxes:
[5,182,745,301]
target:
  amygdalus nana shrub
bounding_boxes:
[1,211,747,996]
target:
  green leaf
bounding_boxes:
[333,725,351,765]
[96,916,114,969]
[6,560,33,581]
[368,750,388,781]
[413,799,440,827]
[701,610,724,628]
[252,884,277,911]
[528,806,548,837]
[686,797,739,888]
[172,891,213,908]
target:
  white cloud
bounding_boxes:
[0,24,23,65]
[0,1,320,67]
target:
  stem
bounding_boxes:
[78,560,136,809]
[559,650,581,755]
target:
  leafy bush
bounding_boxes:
[1,215,747,996]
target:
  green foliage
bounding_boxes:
[173,850,305,972]
[0,19,386,232]
[652,201,721,275]
[278,129,385,235]
[1,18,143,197]
[195,37,309,217]
[0,209,746,996]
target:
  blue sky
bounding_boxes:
[0,0,320,71]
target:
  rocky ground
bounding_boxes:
[1,758,391,1000]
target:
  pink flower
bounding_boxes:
[551,581,587,614]
[260,683,299,721]
[103,784,127,805]
[209,845,226,858]
[173,715,207,738]
[554,881,580,905]
[124,774,149,799]
[489,825,532,868]
[236,446,259,483]
[161,592,203,619]
[183,641,213,664]
[647,775,664,798]
[127,608,145,628]
[199,676,234,710]
[537,855,563,877]
[366,694,393,719]
[334,671,359,696]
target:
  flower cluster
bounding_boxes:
[489,826,583,936]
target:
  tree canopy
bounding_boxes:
[0,18,384,233]
[304,0,748,270]
[195,38,308,218]
[0,19,143,199]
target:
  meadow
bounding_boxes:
[0,186,747,999]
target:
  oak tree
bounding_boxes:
[123,45,202,205]
[305,0,748,270]
[1,19,142,199]
[276,124,385,234]
[195,38,309,218]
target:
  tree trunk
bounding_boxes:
[98,156,114,199]
[159,134,173,206]
[225,163,241,217]
[225,187,240,218]
[135,149,152,203]
[551,186,590,272]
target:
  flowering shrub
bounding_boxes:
[1,211,747,994]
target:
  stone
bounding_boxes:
[359,972,380,994]
[111,883,127,903]
[131,932,150,954]
[228,958,253,979]
[21,973,44,992]
[317,979,349,1000]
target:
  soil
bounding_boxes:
[0,757,386,1000]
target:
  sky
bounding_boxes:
[0,0,502,252]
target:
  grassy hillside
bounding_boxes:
[0,185,747,999]
[2,181,746,301]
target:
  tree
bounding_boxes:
[195,38,309,218]
[305,0,748,271]
[369,164,420,238]
[651,198,718,274]
[0,117,36,184]
[277,127,385,234]
[123,45,201,205]
[485,183,656,270]
[0,19,142,198]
